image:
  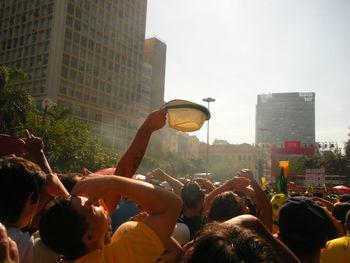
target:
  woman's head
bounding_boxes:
[207,191,244,222]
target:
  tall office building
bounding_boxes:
[143,37,166,110]
[0,0,148,153]
[255,92,315,145]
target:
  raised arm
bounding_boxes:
[23,129,52,174]
[202,177,250,217]
[237,169,273,232]
[114,109,167,178]
[71,174,183,246]
[147,168,184,196]
[23,130,68,200]
[103,110,167,213]
[193,178,216,193]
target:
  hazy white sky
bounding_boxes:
[145,0,350,147]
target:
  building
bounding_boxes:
[270,141,315,178]
[255,92,315,145]
[143,37,167,110]
[139,62,152,120]
[290,169,347,189]
[201,140,257,180]
[141,37,167,157]
[0,0,148,153]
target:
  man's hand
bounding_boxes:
[226,177,250,191]
[237,169,255,181]
[0,223,19,263]
[146,168,167,181]
[142,109,167,132]
[71,174,110,206]
[193,178,215,193]
[23,130,44,154]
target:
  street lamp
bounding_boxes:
[202,97,215,177]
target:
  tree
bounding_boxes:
[0,66,33,134]
[17,111,119,173]
[291,130,350,180]
[45,106,72,120]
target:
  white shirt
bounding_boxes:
[6,227,59,263]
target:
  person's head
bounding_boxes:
[185,222,278,263]
[181,182,205,210]
[207,191,244,222]
[278,196,337,259]
[339,194,350,203]
[332,202,350,226]
[57,173,84,193]
[345,209,350,234]
[40,196,111,261]
[0,157,46,228]
[312,192,324,198]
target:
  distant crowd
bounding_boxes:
[0,109,349,263]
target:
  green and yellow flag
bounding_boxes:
[276,161,289,195]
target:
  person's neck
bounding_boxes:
[183,207,201,217]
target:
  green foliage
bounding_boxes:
[291,131,350,178]
[45,106,73,120]
[17,111,119,173]
[0,65,117,173]
[0,66,33,134]
[208,155,255,182]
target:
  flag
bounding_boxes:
[276,161,289,195]
[261,176,267,190]
[322,184,327,193]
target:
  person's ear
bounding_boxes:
[82,231,99,249]
[20,192,38,226]
[24,192,38,210]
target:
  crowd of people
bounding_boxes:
[0,109,349,263]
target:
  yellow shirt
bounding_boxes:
[321,236,350,263]
[74,222,164,263]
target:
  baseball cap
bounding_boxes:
[279,196,336,253]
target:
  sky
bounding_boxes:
[145,0,350,148]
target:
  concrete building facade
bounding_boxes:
[143,37,166,110]
[0,0,148,153]
[255,92,315,145]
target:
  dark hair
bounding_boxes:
[181,182,204,209]
[345,210,350,233]
[57,173,83,193]
[0,157,45,224]
[207,191,243,222]
[279,196,337,258]
[39,196,89,260]
[186,223,278,263]
[339,194,350,203]
[234,190,256,216]
[333,203,350,225]
[312,192,324,198]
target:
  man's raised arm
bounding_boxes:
[104,109,167,213]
